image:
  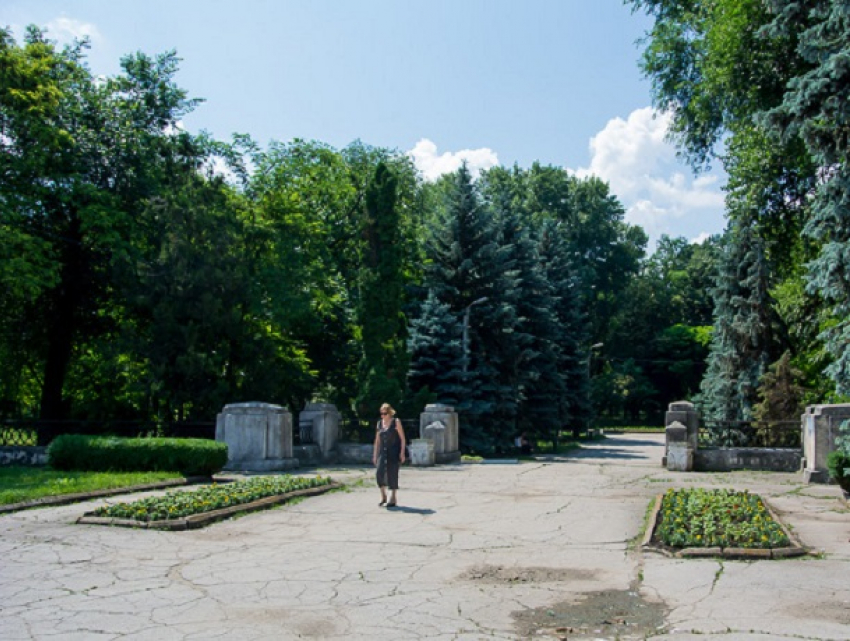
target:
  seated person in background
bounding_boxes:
[515,432,533,455]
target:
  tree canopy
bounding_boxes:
[5,13,850,449]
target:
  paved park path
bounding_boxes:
[1,433,848,640]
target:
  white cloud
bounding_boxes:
[407,138,499,182]
[690,232,714,245]
[571,107,727,251]
[45,17,102,45]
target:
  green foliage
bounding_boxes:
[356,162,408,417]
[537,219,589,435]
[656,488,790,549]
[92,474,332,522]
[407,292,464,405]
[603,235,719,421]
[830,420,850,492]
[417,164,519,452]
[46,435,227,476]
[631,0,850,410]
[766,1,850,396]
[752,351,807,424]
[826,450,850,493]
[592,358,657,423]
[628,0,805,169]
[699,222,783,422]
[0,22,754,438]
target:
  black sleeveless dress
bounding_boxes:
[376,419,402,490]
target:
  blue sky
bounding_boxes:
[4,0,728,251]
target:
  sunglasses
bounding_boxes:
[380,411,388,415]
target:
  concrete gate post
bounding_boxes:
[420,404,461,463]
[215,402,299,472]
[299,403,341,462]
[802,403,850,483]
[664,401,699,469]
[666,421,693,471]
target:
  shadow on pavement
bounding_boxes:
[534,435,665,462]
[567,447,652,461]
[387,506,436,515]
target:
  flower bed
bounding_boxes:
[646,488,804,558]
[82,475,336,528]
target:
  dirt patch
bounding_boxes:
[513,586,668,640]
[787,602,850,626]
[460,564,597,584]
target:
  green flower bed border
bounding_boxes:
[78,480,343,530]
[641,490,808,559]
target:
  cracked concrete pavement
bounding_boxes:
[1,433,848,640]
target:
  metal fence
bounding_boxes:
[2,415,422,448]
[0,420,216,447]
[339,418,419,444]
[699,420,801,449]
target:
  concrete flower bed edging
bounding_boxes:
[0,476,211,515]
[642,492,808,559]
[76,482,343,530]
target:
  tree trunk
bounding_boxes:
[38,217,84,427]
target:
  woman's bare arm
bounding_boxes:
[396,419,406,462]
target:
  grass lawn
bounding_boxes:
[0,467,184,506]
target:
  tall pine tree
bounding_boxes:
[406,290,464,405]
[766,0,850,395]
[356,162,407,417]
[495,207,563,445]
[538,220,590,436]
[699,220,781,424]
[416,164,516,452]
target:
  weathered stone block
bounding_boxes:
[299,403,341,461]
[802,404,850,483]
[420,404,460,462]
[216,402,298,472]
[409,439,435,466]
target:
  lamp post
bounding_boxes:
[585,342,604,436]
[462,297,489,373]
[587,342,604,379]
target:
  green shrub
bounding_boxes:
[826,450,850,493]
[47,435,228,477]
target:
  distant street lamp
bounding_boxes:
[462,297,489,373]
[585,342,605,436]
[587,342,604,379]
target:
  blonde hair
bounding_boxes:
[380,403,396,417]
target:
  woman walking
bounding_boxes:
[372,403,406,508]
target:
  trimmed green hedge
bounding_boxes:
[47,435,228,477]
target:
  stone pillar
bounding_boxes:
[802,404,850,483]
[409,439,435,466]
[666,401,699,451]
[420,404,460,463]
[299,403,341,462]
[666,421,693,471]
[215,402,298,472]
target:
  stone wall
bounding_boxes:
[663,400,803,475]
[292,444,322,467]
[0,446,47,466]
[694,447,802,473]
[336,443,373,465]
